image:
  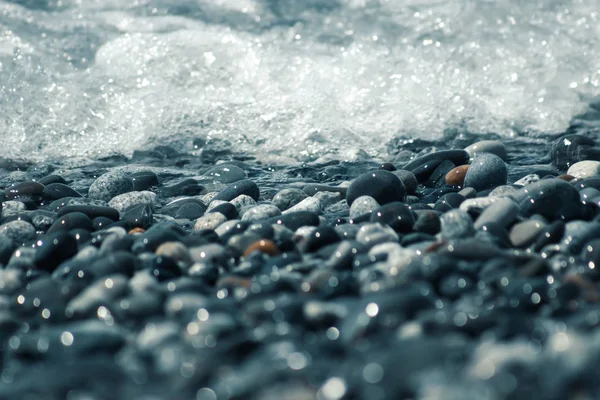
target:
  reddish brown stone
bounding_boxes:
[129,227,145,235]
[445,165,469,186]
[243,239,280,257]
[557,174,576,182]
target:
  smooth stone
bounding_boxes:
[204,164,246,183]
[241,204,281,222]
[189,243,229,265]
[488,185,520,198]
[98,231,132,254]
[412,210,441,235]
[438,209,475,240]
[175,203,206,220]
[562,221,600,254]
[42,183,82,200]
[581,238,600,269]
[427,159,456,186]
[283,197,322,214]
[463,153,507,192]
[56,205,120,221]
[567,160,600,179]
[434,193,465,212]
[87,170,133,202]
[38,174,67,185]
[465,140,508,160]
[459,197,499,214]
[108,190,156,213]
[93,216,115,231]
[370,201,415,233]
[0,234,15,264]
[349,196,380,219]
[213,179,259,202]
[87,251,138,278]
[551,134,598,169]
[0,220,36,245]
[230,195,257,214]
[121,203,153,229]
[129,170,159,191]
[272,188,309,211]
[516,179,582,220]
[47,212,93,233]
[313,191,342,209]
[266,211,321,231]
[160,178,204,197]
[356,223,399,246]
[458,187,477,198]
[214,219,248,240]
[33,231,78,272]
[4,181,45,201]
[208,202,238,219]
[131,224,184,254]
[509,220,547,248]
[243,239,280,257]
[7,247,37,270]
[346,170,406,206]
[193,212,227,232]
[297,226,341,253]
[0,268,23,295]
[379,162,397,171]
[392,170,418,194]
[474,197,519,230]
[302,184,347,197]
[579,187,600,202]
[402,150,470,181]
[445,165,469,186]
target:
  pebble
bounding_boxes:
[87,170,134,202]
[47,212,94,233]
[551,134,598,169]
[193,212,227,232]
[4,181,45,201]
[204,164,247,183]
[516,178,582,220]
[370,202,415,233]
[241,204,281,222]
[129,170,159,191]
[465,140,508,160]
[243,239,280,257]
[272,188,309,211]
[438,209,475,240]
[445,165,469,186]
[349,196,380,220]
[43,183,82,200]
[213,179,260,202]
[0,220,36,245]
[346,170,406,206]
[283,196,323,214]
[356,223,399,246]
[403,149,470,182]
[567,160,600,179]
[108,191,157,213]
[1,200,27,217]
[313,191,342,209]
[463,153,507,192]
[159,178,204,197]
[392,170,418,194]
[33,231,79,272]
[509,220,547,248]
[474,197,519,230]
[229,194,257,214]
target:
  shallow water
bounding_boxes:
[1,0,599,162]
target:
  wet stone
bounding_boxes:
[516,178,582,220]
[474,197,519,230]
[213,179,260,202]
[42,183,82,200]
[208,201,238,220]
[510,220,547,248]
[129,170,159,191]
[204,164,247,183]
[283,196,322,215]
[121,203,154,230]
[241,204,281,222]
[87,170,134,202]
[4,181,45,201]
[47,212,94,234]
[349,196,380,220]
[1,200,26,217]
[346,170,406,207]
[439,209,475,240]
[514,173,540,186]
[57,205,120,220]
[551,134,598,169]
[313,190,342,209]
[567,160,600,179]
[392,170,418,194]
[29,210,57,231]
[465,140,508,161]
[230,194,257,214]
[272,188,309,211]
[33,231,79,272]
[370,201,415,233]
[0,220,36,245]
[303,184,347,197]
[108,191,157,213]
[38,174,67,185]
[193,212,227,232]
[463,153,507,192]
[160,178,204,197]
[445,165,469,186]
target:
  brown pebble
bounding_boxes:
[445,165,469,186]
[557,174,576,182]
[243,239,280,257]
[129,227,145,235]
[216,275,253,289]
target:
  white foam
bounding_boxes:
[0,0,599,161]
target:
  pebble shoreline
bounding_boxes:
[3,134,600,399]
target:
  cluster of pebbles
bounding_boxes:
[3,134,600,399]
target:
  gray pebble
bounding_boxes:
[313,191,342,209]
[66,274,129,318]
[510,219,547,248]
[272,188,309,211]
[474,197,519,230]
[1,200,26,217]
[283,197,322,215]
[108,190,157,213]
[465,140,508,160]
[230,195,257,214]
[349,195,380,219]
[356,223,399,246]
[0,220,36,246]
[567,160,600,179]
[514,174,540,186]
[439,209,475,240]
[464,153,507,192]
[241,204,281,222]
[88,170,134,202]
[193,212,227,232]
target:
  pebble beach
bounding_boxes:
[2,0,600,399]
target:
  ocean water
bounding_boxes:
[0,0,599,163]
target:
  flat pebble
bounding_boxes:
[439,209,475,240]
[88,170,134,202]
[108,191,157,213]
[463,153,507,192]
[349,196,380,219]
[283,196,322,214]
[346,170,406,206]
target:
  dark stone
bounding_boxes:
[160,178,204,197]
[4,181,45,201]
[302,184,347,197]
[175,203,206,220]
[38,175,67,185]
[532,220,565,251]
[413,210,442,235]
[552,134,600,170]
[208,202,239,220]
[346,170,406,206]
[47,212,94,234]
[57,205,120,221]
[204,164,247,183]
[379,162,397,171]
[43,183,82,200]
[463,153,507,192]
[129,170,159,191]
[93,216,115,231]
[121,203,153,229]
[265,211,320,231]
[516,179,582,220]
[213,179,260,202]
[434,193,465,212]
[33,231,79,272]
[402,149,470,181]
[132,224,184,253]
[298,226,341,253]
[370,201,415,233]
